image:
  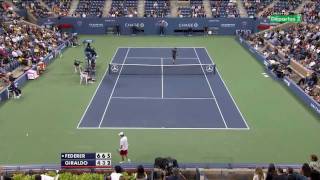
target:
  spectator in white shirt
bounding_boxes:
[110,165,123,180]
[309,154,320,173]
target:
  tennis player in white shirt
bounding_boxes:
[118,132,130,163]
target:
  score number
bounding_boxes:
[96,152,111,159]
[96,160,111,166]
[95,152,112,167]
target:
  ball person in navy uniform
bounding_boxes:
[172,47,177,64]
[118,132,130,163]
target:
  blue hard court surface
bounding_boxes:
[77,47,249,130]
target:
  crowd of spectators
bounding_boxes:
[45,0,71,17]
[253,155,320,180]
[261,0,302,17]
[244,23,320,103]
[242,0,274,18]
[177,7,190,18]
[144,0,170,18]
[0,2,22,21]
[109,165,149,180]
[191,1,206,18]
[109,164,187,180]
[210,0,239,18]
[109,0,138,17]
[302,0,320,24]
[24,1,53,18]
[0,20,70,90]
[73,0,105,18]
[8,0,320,20]
[177,1,205,18]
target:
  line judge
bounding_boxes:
[118,132,130,163]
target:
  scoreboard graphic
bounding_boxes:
[61,152,112,168]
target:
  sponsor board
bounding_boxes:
[220,24,236,28]
[88,23,104,28]
[124,22,144,28]
[178,23,199,28]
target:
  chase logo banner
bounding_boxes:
[178,22,199,28]
[125,22,144,28]
[89,23,104,28]
[220,24,236,28]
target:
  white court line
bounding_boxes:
[112,97,215,100]
[77,48,120,128]
[161,58,164,98]
[126,57,198,59]
[119,47,206,49]
[193,48,229,129]
[78,127,248,130]
[98,48,130,128]
[110,63,213,66]
[204,48,250,130]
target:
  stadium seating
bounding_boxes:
[302,0,320,24]
[109,0,138,17]
[0,1,21,21]
[191,0,206,18]
[178,1,205,18]
[261,0,302,17]
[210,0,239,18]
[242,0,273,18]
[75,0,105,17]
[0,18,70,90]
[144,0,170,18]
[44,0,71,17]
[23,0,53,18]
[245,23,320,103]
[178,6,191,17]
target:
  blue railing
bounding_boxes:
[1,162,302,172]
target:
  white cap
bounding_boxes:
[118,132,124,136]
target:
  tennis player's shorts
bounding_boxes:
[120,150,128,156]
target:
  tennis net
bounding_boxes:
[108,63,216,75]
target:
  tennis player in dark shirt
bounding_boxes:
[172,48,177,64]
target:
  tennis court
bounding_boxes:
[77,47,249,129]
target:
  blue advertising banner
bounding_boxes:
[39,17,264,35]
